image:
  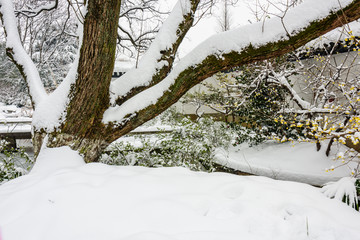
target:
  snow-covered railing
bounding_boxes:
[0,118,32,124]
[0,117,32,148]
[0,121,174,149]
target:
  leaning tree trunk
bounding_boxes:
[33,0,121,163]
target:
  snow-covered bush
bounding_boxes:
[101,112,233,172]
[322,177,359,211]
[0,140,33,184]
[184,56,305,147]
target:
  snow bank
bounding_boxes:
[30,146,85,175]
[215,141,356,186]
[0,147,359,240]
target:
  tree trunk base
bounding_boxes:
[33,132,110,163]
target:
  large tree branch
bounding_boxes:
[103,0,360,143]
[110,0,201,106]
[0,0,47,108]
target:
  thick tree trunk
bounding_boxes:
[63,0,121,137]
[33,0,121,162]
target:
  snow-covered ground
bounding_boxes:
[0,104,32,119]
[111,129,356,186]
[215,141,356,186]
[0,146,359,240]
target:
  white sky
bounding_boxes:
[163,0,255,58]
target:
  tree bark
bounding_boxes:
[34,0,121,162]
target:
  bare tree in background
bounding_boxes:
[217,0,238,32]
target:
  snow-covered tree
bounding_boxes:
[184,27,360,176]
[0,0,360,162]
[216,0,237,32]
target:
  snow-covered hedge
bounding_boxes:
[0,140,33,184]
[102,112,233,172]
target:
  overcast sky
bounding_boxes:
[167,0,255,58]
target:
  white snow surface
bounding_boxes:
[0,147,360,240]
[0,104,32,119]
[29,146,85,175]
[322,177,358,208]
[215,141,356,186]
[104,0,354,124]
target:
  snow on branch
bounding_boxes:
[268,73,311,110]
[0,0,47,107]
[110,0,199,105]
[103,0,360,133]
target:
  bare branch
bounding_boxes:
[15,0,59,18]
